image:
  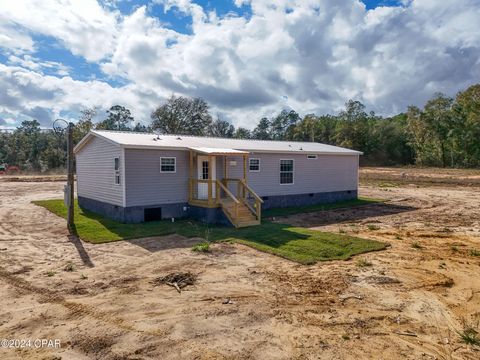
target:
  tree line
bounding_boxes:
[0,83,479,172]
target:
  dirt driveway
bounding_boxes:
[0,179,479,359]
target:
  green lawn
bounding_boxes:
[263,196,384,218]
[33,199,387,264]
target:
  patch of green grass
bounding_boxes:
[192,241,210,253]
[356,258,373,267]
[33,199,202,244]
[367,224,381,231]
[222,223,387,265]
[33,199,387,265]
[263,197,384,218]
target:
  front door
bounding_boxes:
[197,156,216,200]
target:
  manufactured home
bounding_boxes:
[74,130,361,227]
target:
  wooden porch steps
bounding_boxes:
[220,199,260,228]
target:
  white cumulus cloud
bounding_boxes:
[0,0,479,129]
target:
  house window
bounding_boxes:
[307,155,318,159]
[160,157,176,173]
[280,159,294,185]
[249,158,260,172]
[202,161,209,180]
[114,157,120,185]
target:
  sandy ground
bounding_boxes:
[360,167,480,186]
[0,172,479,359]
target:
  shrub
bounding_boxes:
[458,321,480,346]
[192,242,210,253]
[367,224,380,231]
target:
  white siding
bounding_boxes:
[76,136,124,206]
[226,153,359,196]
[125,149,189,207]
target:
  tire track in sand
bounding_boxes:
[0,266,167,337]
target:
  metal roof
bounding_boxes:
[189,147,249,155]
[74,130,362,155]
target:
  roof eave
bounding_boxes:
[120,144,361,155]
[80,130,362,156]
[74,130,123,154]
[73,132,94,154]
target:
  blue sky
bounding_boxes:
[40,0,391,86]
[0,0,478,129]
[4,0,393,86]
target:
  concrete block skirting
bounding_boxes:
[261,190,358,210]
[78,196,126,222]
[78,197,188,224]
[78,197,230,225]
[79,189,357,225]
[188,206,232,227]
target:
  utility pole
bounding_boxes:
[54,119,75,235]
[66,122,75,234]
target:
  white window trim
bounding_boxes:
[307,154,318,159]
[160,157,176,173]
[114,157,121,186]
[249,158,261,172]
[279,159,294,185]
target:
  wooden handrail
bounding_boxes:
[242,200,256,214]
[216,180,240,204]
[240,180,264,203]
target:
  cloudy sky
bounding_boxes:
[0,0,479,129]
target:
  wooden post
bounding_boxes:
[208,155,212,204]
[67,123,74,234]
[223,156,227,182]
[242,154,247,199]
[189,150,193,201]
[243,154,247,182]
[237,181,241,200]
